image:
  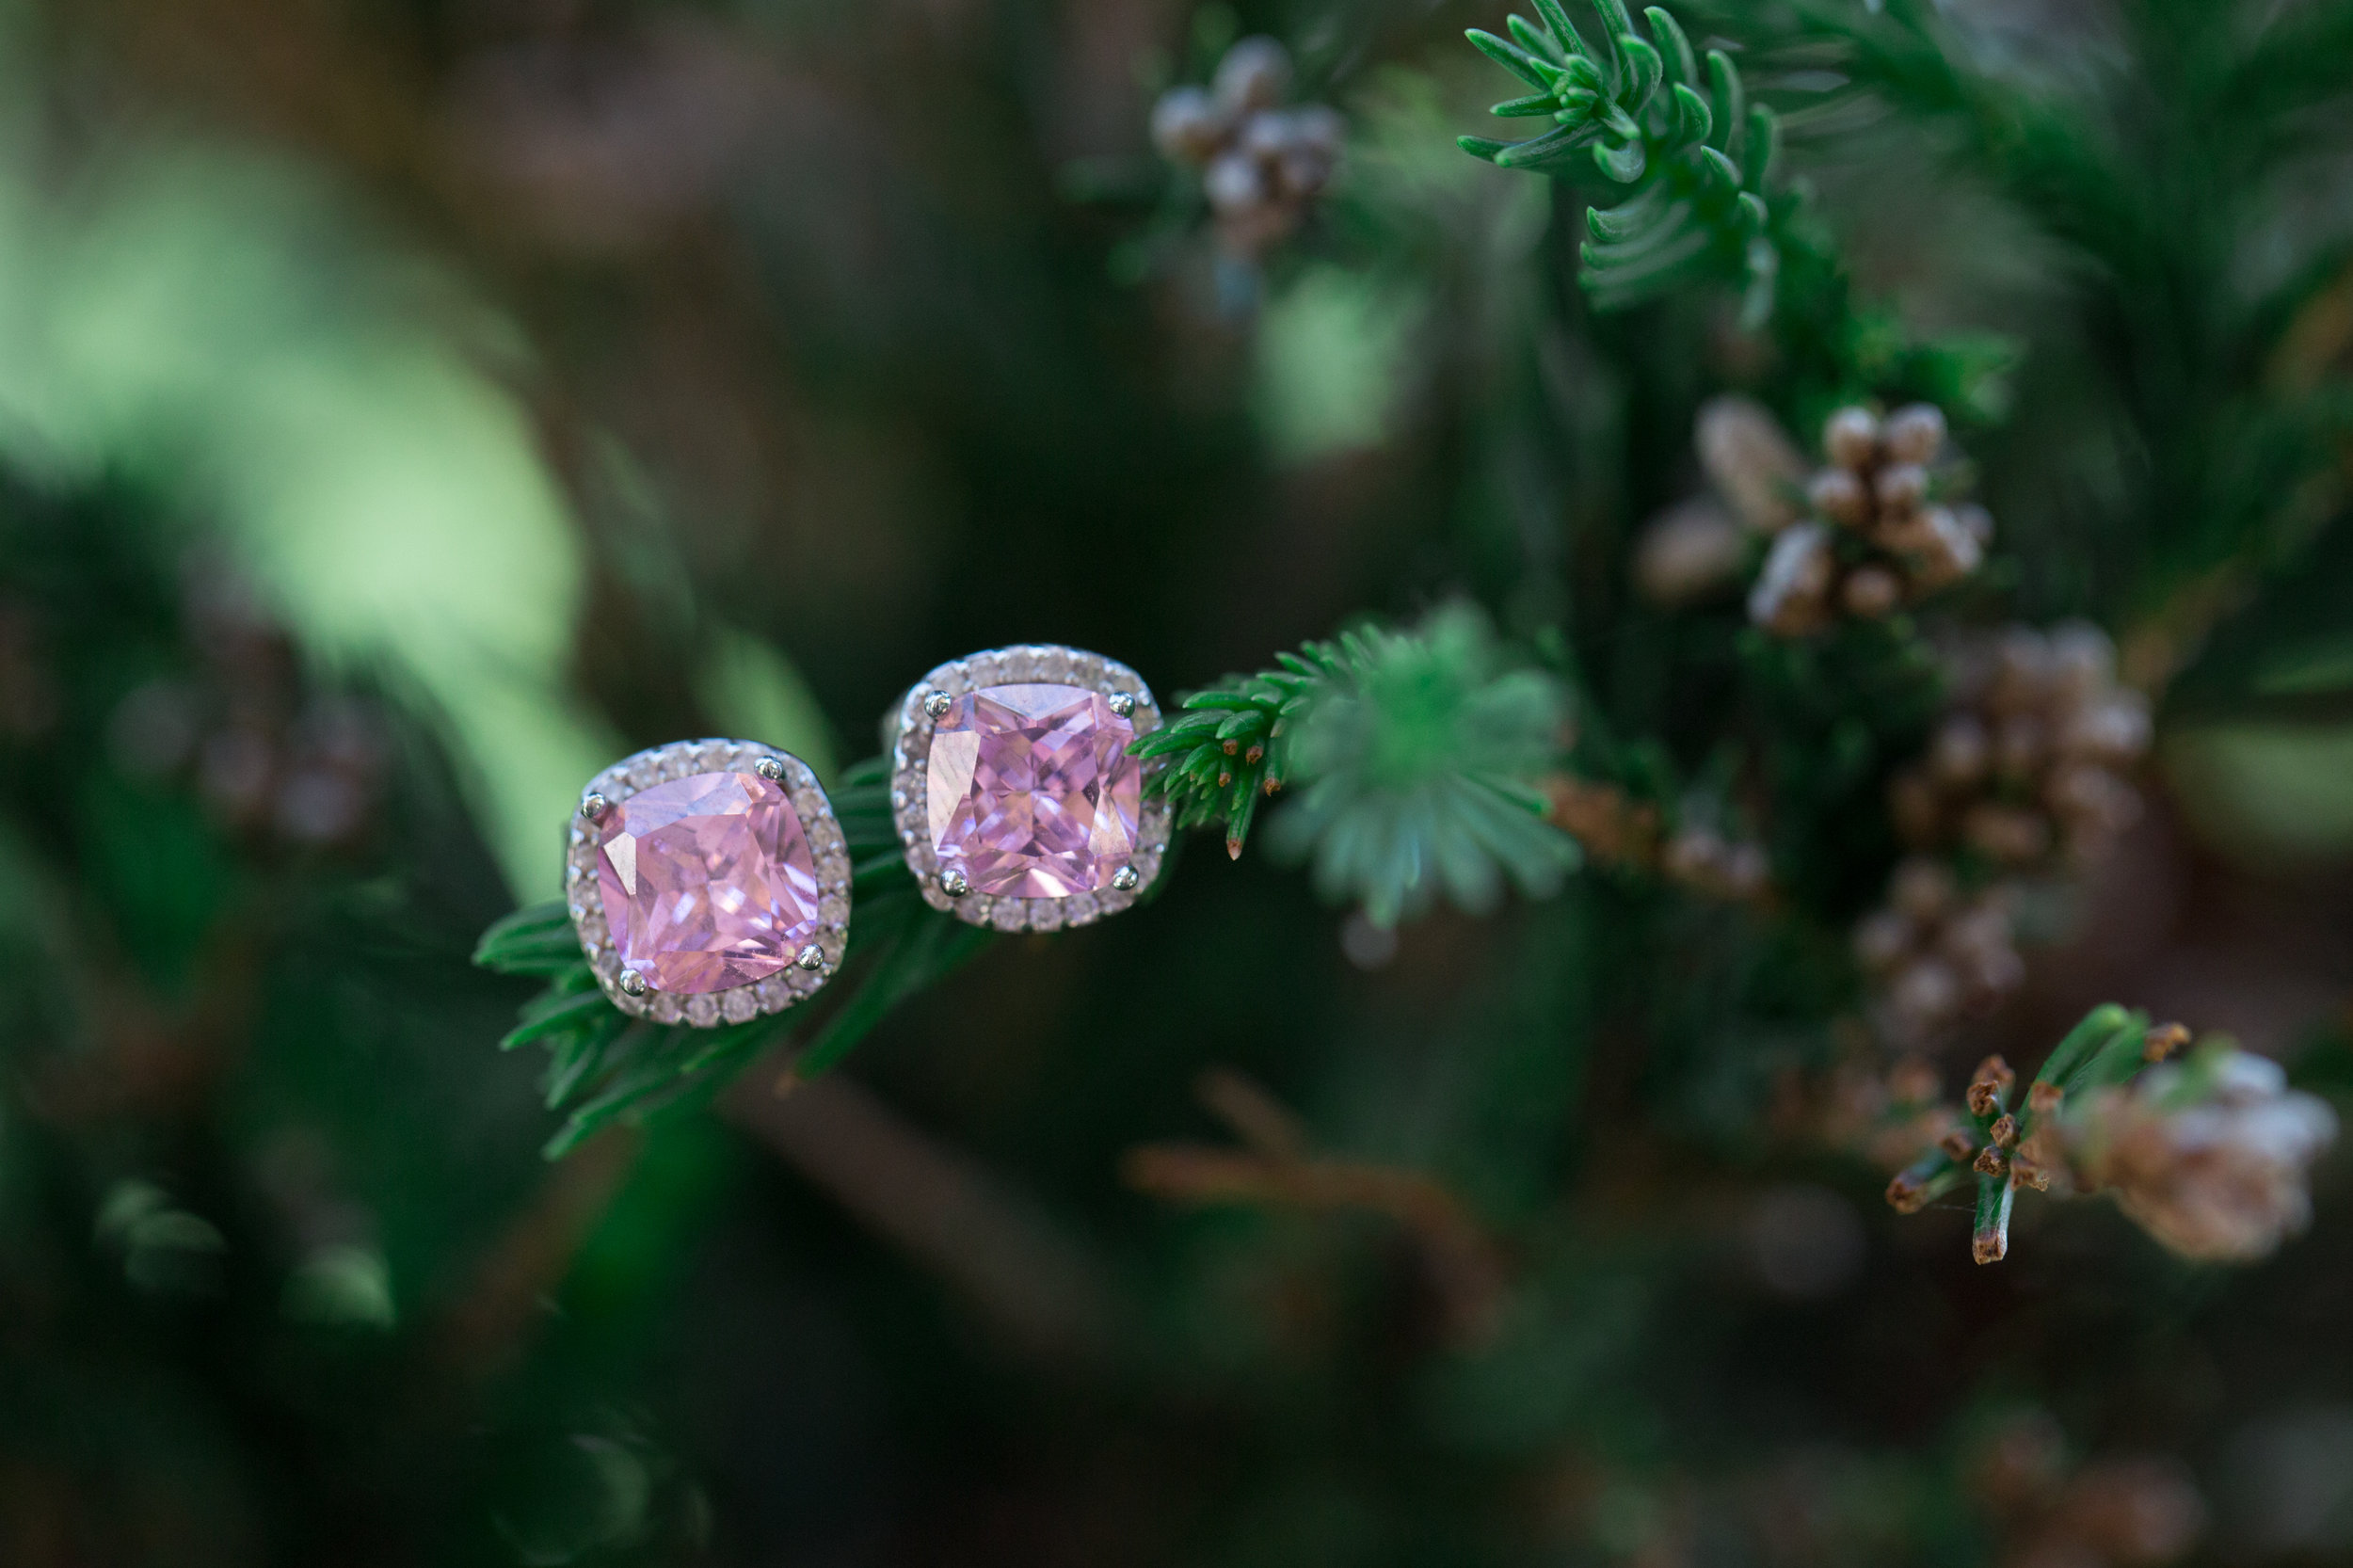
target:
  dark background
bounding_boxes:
[3,0,2352,1563]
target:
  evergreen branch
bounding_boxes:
[1137,608,1581,924]
[1460,1,1785,321]
[477,756,994,1158]
[1130,637,1357,857]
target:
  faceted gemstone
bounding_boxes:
[927,683,1141,898]
[596,771,821,994]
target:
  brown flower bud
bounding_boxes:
[1807,467,1871,527]
[1202,150,1267,215]
[1151,86,1231,164]
[2058,696,2153,763]
[1900,505,1985,590]
[1888,1057,1941,1106]
[1930,715,1990,787]
[1748,523,1837,636]
[1887,1170,1932,1213]
[1990,1114,2020,1149]
[2010,1129,2057,1192]
[2027,1081,2064,1115]
[1874,462,1929,516]
[1974,1224,2009,1265]
[1213,36,1292,114]
[1974,1144,2009,1176]
[1890,856,1957,923]
[1941,1128,1978,1162]
[2143,1022,2190,1062]
[1841,564,1904,618]
[1823,407,1881,472]
[1695,395,1808,535]
[1892,957,1964,1033]
[1881,403,1947,465]
[1969,1055,2017,1116]
[1962,802,2053,865]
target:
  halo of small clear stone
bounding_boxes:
[565,739,851,1026]
[887,645,1172,933]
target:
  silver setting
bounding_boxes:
[565,739,853,1026]
[888,645,1173,933]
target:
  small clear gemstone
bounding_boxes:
[595,770,822,996]
[926,684,1142,899]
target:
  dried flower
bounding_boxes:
[1854,861,2025,1042]
[1150,38,1342,263]
[2071,1049,2337,1262]
[1660,824,1771,903]
[1743,402,1992,636]
[1888,622,2151,869]
[1695,395,1808,535]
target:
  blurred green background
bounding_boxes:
[4,0,2353,1563]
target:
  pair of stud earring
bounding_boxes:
[562,644,1174,1028]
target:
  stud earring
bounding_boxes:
[566,740,850,1027]
[888,645,1172,932]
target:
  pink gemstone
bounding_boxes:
[927,683,1141,898]
[596,771,821,995]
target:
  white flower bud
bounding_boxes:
[1151,86,1229,164]
[1213,36,1292,115]
[2074,1049,2337,1262]
[1695,395,1807,534]
[1808,468,1870,528]
[1823,406,1881,472]
[1881,403,1947,465]
[1748,523,1836,635]
[1202,150,1267,215]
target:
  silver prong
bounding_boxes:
[795,944,824,971]
[1111,865,1142,892]
[582,792,611,822]
[1107,692,1137,718]
[923,692,953,720]
[939,868,970,897]
[756,757,786,781]
[617,969,648,997]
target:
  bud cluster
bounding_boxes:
[1852,858,2024,1042]
[1151,38,1344,262]
[2072,1048,2338,1262]
[1874,1007,2337,1268]
[1889,622,2153,869]
[1971,1410,2204,1568]
[1659,824,1771,904]
[1749,403,1993,636]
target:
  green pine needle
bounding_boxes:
[1462,2,1786,320]
[1134,608,1581,923]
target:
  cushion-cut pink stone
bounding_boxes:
[927,683,1141,898]
[596,771,820,994]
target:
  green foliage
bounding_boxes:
[1269,607,1580,926]
[1460,1,1784,319]
[476,758,994,1157]
[1130,637,1351,857]
[1137,607,1578,924]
